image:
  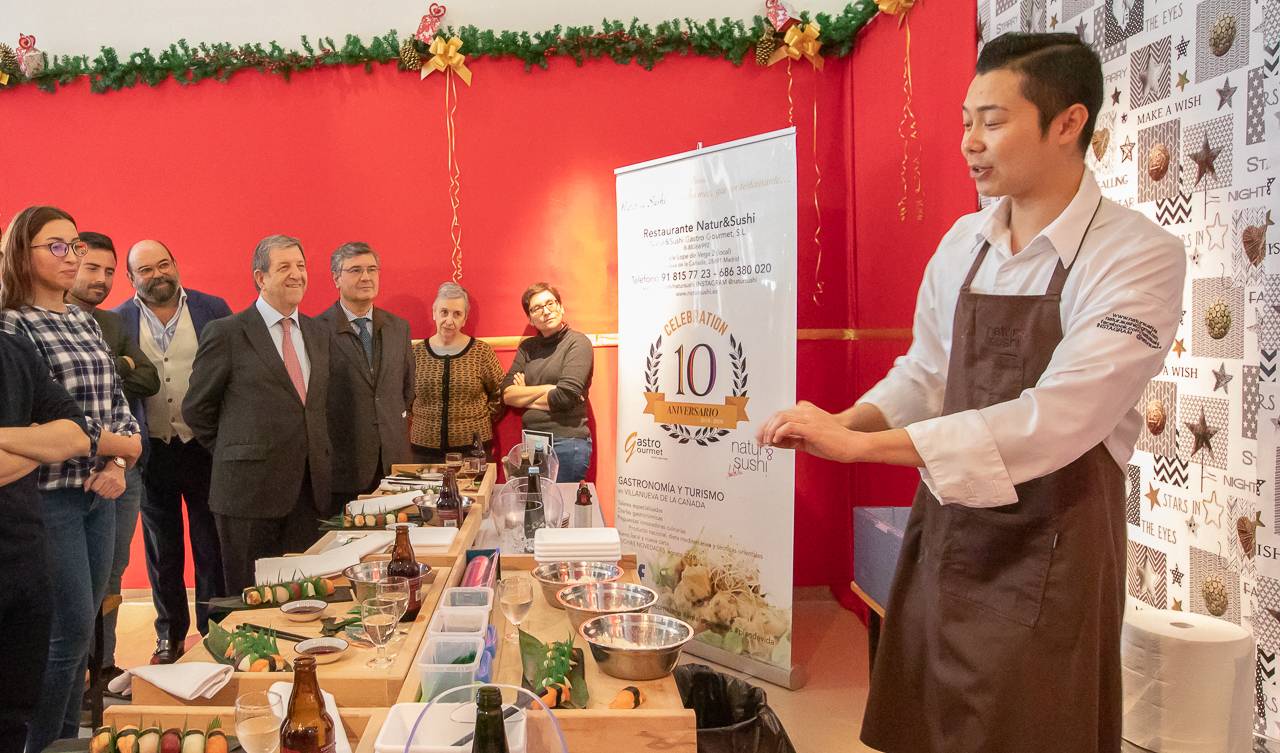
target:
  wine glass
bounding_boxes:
[361,597,399,668]
[235,690,282,753]
[444,451,464,474]
[377,575,411,638]
[496,577,535,642]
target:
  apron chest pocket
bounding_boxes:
[938,509,1057,628]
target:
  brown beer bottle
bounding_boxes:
[280,656,336,753]
[386,524,419,578]
[436,467,462,528]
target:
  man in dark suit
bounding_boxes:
[67,232,159,679]
[183,234,331,593]
[316,242,414,512]
[116,238,232,663]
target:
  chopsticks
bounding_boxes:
[239,623,311,642]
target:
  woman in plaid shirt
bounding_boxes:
[0,206,141,752]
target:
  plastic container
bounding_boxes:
[428,608,489,642]
[416,636,486,702]
[442,586,494,612]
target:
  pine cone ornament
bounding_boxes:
[1145,399,1167,435]
[1209,15,1237,57]
[1238,511,1264,559]
[1147,143,1171,182]
[399,39,422,71]
[0,44,16,74]
[1202,576,1229,617]
[1090,128,1110,161]
[755,29,778,66]
[1205,300,1232,340]
[1243,211,1273,267]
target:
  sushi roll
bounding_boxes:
[272,585,290,603]
[243,587,263,606]
[180,728,205,753]
[397,511,410,523]
[116,725,141,753]
[385,513,396,527]
[608,686,646,709]
[354,514,366,527]
[539,682,569,708]
[89,726,114,753]
[160,728,182,753]
[205,721,228,753]
[136,727,161,753]
[300,580,316,598]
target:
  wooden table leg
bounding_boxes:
[867,610,881,674]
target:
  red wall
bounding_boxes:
[0,1,976,597]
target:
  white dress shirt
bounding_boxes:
[858,169,1186,507]
[255,296,311,389]
[339,301,374,327]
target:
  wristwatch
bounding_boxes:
[110,456,127,470]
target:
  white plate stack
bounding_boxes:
[533,527,621,564]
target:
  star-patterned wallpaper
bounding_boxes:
[977,0,1279,737]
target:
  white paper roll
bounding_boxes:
[1121,608,1255,753]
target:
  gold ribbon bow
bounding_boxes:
[768,20,823,69]
[877,0,916,27]
[421,35,472,85]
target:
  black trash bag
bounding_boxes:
[674,663,798,753]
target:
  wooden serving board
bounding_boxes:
[133,567,459,708]
[387,461,496,510]
[303,499,484,568]
[395,554,696,753]
[102,706,387,750]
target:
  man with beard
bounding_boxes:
[115,239,231,664]
[67,232,158,684]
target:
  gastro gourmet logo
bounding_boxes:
[643,309,749,447]
[623,431,665,463]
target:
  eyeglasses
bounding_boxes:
[134,259,175,277]
[528,300,560,316]
[341,265,380,277]
[32,240,88,258]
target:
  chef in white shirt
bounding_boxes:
[759,32,1185,753]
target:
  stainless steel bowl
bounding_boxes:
[530,561,623,609]
[556,582,657,633]
[342,560,433,619]
[579,612,693,681]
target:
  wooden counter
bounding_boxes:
[133,566,461,708]
[102,706,387,750]
[395,554,697,753]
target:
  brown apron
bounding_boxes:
[860,208,1127,753]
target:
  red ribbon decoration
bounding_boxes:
[17,34,36,52]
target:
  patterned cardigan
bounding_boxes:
[410,337,505,449]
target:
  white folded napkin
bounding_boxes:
[107,662,234,700]
[535,550,624,560]
[255,535,389,584]
[347,490,422,516]
[410,527,458,549]
[534,528,620,548]
[269,682,353,753]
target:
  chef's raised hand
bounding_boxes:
[757,401,862,463]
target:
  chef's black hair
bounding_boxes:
[977,32,1103,154]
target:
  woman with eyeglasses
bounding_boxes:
[410,282,505,464]
[501,282,594,482]
[0,206,142,752]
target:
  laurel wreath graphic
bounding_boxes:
[644,333,748,446]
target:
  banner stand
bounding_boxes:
[615,127,801,690]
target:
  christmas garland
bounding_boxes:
[0,1,878,94]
